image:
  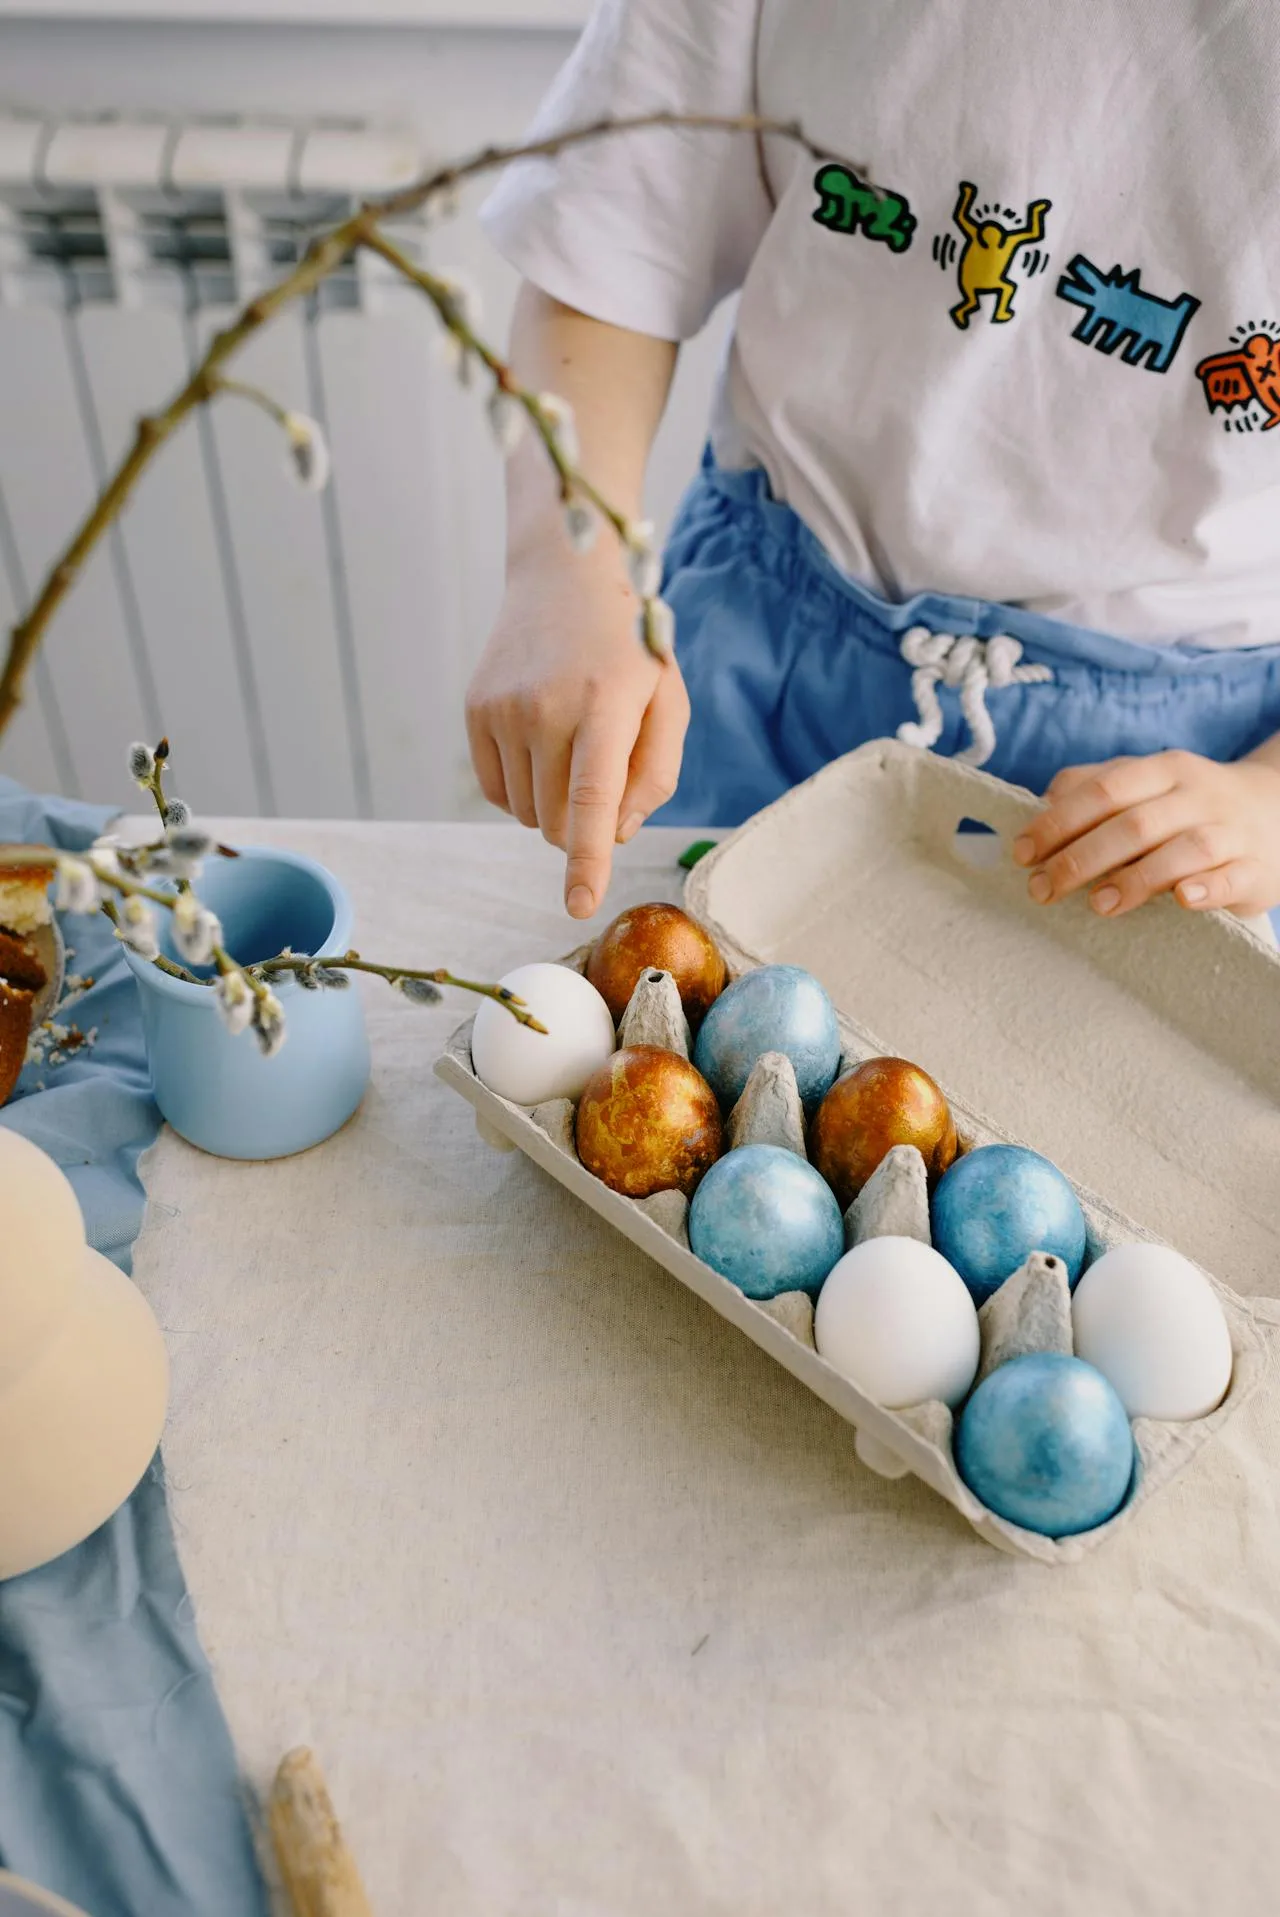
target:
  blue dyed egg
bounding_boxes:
[689,1143,845,1299]
[692,964,841,1110]
[932,1143,1087,1305]
[956,1352,1135,1538]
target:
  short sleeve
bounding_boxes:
[479,0,770,342]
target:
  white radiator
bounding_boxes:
[0,112,726,819]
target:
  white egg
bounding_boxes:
[814,1236,981,1409]
[1071,1242,1233,1421]
[470,962,617,1106]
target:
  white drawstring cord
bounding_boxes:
[896,627,1054,768]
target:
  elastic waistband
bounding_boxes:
[689,455,1280,682]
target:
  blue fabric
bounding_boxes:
[0,777,266,1917]
[655,458,1280,938]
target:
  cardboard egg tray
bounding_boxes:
[436,742,1280,1562]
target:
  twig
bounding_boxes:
[0,223,358,737]
[91,858,264,1001]
[4,842,535,1027]
[207,375,292,427]
[134,735,205,898]
[0,110,850,738]
[100,894,199,979]
[147,737,174,823]
[371,109,847,225]
[362,228,628,536]
[253,950,549,1032]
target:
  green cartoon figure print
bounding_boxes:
[947,181,1052,329]
[812,163,916,253]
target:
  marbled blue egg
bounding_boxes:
[689,1143,845,1300]
[932,1143,1087,1305]
[956,1352,1135,1538]
[692,964,841,1111]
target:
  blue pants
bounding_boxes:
[655,459,1280,834]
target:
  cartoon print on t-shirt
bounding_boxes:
[1195,324,1280,431]
[1056,256,1200,373]
[942,182,1052,329]
[812,164,916,253]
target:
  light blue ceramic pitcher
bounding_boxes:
[123,845,370,1159]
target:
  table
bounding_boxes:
[131,820,1280,1917]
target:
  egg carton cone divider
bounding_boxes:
[436,742,1280,1562]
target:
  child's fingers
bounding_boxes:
[1027,792,1199,903]
[1085,824,1236,917]
[496,736,538,830]
[616,667,690,844]
[1176,858,1270,916]
[564,709,632,918]
[467,714,511,815]
[532,735,573,850]
[1015,754,1179,867]
[1042,759,1108,803]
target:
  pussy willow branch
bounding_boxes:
[253,950,549,1027]
[131,735,545,1024]
[362,228,630,539]
[2,843,546,1027]
[135,738,238,862]
[147,943,547,1027]
[0,110,854,740]
[127,738,275,1003]
[99,893,198,984]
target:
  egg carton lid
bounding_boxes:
[684,740,1280,1307]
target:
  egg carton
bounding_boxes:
[438,972,1266,1563]
[436,742,1280,1563]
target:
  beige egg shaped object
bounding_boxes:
[0,1866,95,1915]
[0,1131,168,1579]
[0,1128,85,1383]
[0,1243,169,1579]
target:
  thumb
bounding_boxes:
[615,664,691,845]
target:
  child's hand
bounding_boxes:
[468,285,684,917]
[1012,749,1280,919]
[466,555,690,920]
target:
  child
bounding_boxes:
[467,0,1280,932]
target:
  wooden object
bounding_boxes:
[269,1748,374,1917]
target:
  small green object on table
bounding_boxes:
[678,840,718,871]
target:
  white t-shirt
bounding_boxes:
[481,0,1280,649]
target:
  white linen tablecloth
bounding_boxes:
[131,820,1280,1917]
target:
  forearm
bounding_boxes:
[503,283,678,581]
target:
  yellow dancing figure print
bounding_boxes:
[949,181,1051,330]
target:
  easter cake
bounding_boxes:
[0,928,48,1107]
[0,854,54,938]
[0,852,57,1107]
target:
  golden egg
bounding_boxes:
[586,902,727,1027]
[575,1045,723,1198]
[811,1056,958,1211]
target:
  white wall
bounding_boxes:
[0,6,730,817]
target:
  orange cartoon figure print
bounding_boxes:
[1196,327,1280,431]
[949,181,1052,329]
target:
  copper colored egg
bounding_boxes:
[575,1045,723,1199]
[586,902,727,1027]
[810,1056,958,1211]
